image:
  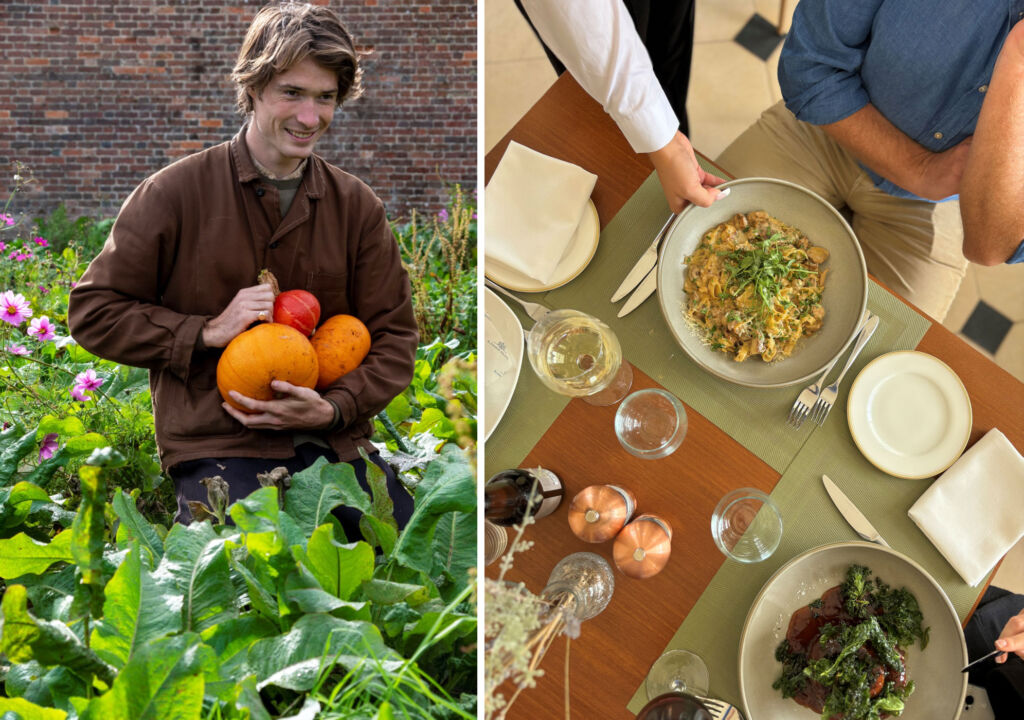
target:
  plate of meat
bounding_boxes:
[738,542,966,720]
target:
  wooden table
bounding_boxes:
[484,74,1024,719]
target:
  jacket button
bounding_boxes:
[269,241,280,249]
[256,187,265,197]
[933,131,943,140]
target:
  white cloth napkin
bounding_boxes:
[908,428,1024,586]
[484,141,597,285]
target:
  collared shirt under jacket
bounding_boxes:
[68,128,418,471]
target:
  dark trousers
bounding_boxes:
[964,586,1024,717]
[514,0,695,136]
[170,443,414,542]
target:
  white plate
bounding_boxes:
[656,178,868,388]
[484,199,599,292]
[739,542,966,720]
[847,351,972,479]
[483,288,524,440]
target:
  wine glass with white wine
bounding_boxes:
[526,308,632,405]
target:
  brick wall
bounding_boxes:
[0,0,476,221]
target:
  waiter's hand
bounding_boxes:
[995,607,1024,663]
[224,380,335,430]
[202,284,276,348]
[648,130,729,212]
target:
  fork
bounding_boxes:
[695,694,744,720]
[484,278,551,324]
[787,355,840,428]
[786,309,872,428]
[809,313,881,425]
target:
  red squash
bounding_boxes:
[273,289,321,337]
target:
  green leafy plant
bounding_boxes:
[0,445,477,719]
[395,185,477,361]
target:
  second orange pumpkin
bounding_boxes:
[310,314,371,390]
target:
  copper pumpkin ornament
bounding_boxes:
[567,484,638,543]
[613,514,673,579]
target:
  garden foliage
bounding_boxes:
[1,165,479,718]
[0,444,477,718]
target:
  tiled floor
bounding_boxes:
[484,0,1024,594]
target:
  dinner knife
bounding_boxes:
[618,267,657,317]
[610,212,676,302]
[961,648,1003,673]
[822,475,891,547]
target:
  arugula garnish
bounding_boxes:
[724,233,817,313]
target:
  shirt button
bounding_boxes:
[979,85,988,93]
[933,131,944,140]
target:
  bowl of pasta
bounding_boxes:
[656,177,868,388]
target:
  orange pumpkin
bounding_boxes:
[216,323,319,412]
[310,314,371,390]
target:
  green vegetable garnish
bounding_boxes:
[724,233,817,315]
[772,565,929,720]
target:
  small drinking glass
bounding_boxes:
[711,488,783,563]
[614,389,688,459]
[526,308,633,406]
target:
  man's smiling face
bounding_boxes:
[245,56,338,177]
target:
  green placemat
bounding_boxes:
[625,444,992,714]
[486,168,931,477]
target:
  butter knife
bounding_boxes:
[618,267,657,317]
[610,212,676,302]
[822,475,890,547]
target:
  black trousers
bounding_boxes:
[170,443,414,542]
[514,0,695,136]
[964,586,1024,717]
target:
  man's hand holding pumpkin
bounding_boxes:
[202,284,276,348]
[223,380,335,430]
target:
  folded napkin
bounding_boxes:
[485,141,597,285]
[908,429,1024,586]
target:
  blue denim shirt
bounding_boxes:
[780,0,1024,263]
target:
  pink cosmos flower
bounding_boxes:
[71,369,105,402]
[0,241,5,252]
[0,213,13,226]
[27,315,56,342]
[38,433,58,461]
[33,236,48,247]
[0,291,32,326]
[6,344,29,356]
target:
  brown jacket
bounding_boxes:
[68,128,418,471]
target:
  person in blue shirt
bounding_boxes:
[716,0,1021,321]
[961,18,1024,266]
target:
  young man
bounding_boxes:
[68,2,418,537]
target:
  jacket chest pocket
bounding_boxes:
[306,271,349,318]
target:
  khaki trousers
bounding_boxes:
[715,101,967,321]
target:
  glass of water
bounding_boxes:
[711,488,783,563]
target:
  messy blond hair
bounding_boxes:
[231,2,363,115]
